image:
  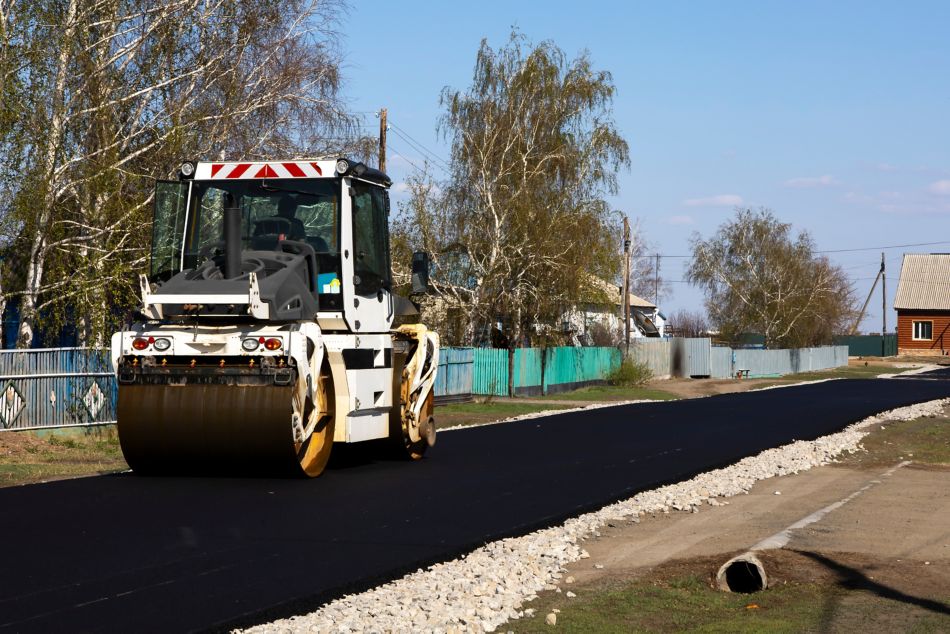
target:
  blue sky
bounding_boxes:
[339,1,950,332]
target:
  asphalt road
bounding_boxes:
[1,375,948,633]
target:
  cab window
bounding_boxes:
[351,183,391,295]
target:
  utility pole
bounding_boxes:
[881,252,887,356]
[654,253,660,305]
[623,217,631,354]
[378,107,388,173]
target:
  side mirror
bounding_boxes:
[411,251,430,294]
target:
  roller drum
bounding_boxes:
[117,383,302,476]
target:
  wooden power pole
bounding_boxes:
[378,107,388,173]
[881,252,887,356]
[623,217,631,354]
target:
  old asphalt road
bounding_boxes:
[1,375,948,633]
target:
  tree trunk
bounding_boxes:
[16,0,78,348]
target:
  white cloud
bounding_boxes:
[666,215,694,225]
[392,181,411,193]
[682,194,743,207]
[928,180,950,195]
[783,175,838,188]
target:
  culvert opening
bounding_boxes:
[716,553,768,593]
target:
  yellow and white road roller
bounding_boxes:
[110,159,439,476]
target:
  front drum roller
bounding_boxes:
[117,361,335,477]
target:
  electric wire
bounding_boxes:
[385,142,425,173]
[387,121,451,172]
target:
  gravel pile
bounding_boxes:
[241,397,948,634]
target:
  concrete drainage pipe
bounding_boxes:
[716,552,768,593]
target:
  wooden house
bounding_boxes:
[893,253,950,356]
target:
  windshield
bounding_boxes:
[183,179,339,269]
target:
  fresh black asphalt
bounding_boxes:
[1,374,948,633]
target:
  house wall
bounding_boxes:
[896,310,950,355]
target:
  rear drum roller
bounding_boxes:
[293,359,335,477]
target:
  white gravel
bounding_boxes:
[240,396,948,634]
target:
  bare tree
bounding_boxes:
[2,0,358,347]
[626,218,671,304]
[687,208,857,348]
[666,309,709,338]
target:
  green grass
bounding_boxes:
[514,575,832,633]
[749,365,901,387]
[541,385,678,402]
[437,401,571,428]
[841,409,950,468]
[437,384,677,428]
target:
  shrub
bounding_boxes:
[606,357,653,387]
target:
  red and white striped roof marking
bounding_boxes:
[194,161,331,180]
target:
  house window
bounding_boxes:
[912,320,933,341]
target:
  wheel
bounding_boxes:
[400,389,435,461]
[293,358,335,477]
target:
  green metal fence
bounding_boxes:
[512,348,543,395]
[472,348,509,396]
[543,346,621,394]
[462,346,622,397]
[833,334,897,357]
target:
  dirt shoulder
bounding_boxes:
[0,425,126,487]
[512,403,950,632]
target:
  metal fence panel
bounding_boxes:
[627,339,672,378]
[710,347,733,378]
[684,338,712,377]
[513,348,542,394]
[0,347,116,430]
[434,347,474,398]
[543,347,619,391]
[472,348,509,396]
[732,345,847,378]
[833,334,897,357]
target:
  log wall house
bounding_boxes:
[893,253,950,356]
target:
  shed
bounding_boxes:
[893,253,950,356]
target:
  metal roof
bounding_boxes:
[586,276,657,309]
[893,253,950,310]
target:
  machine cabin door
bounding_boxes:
[342,180,394,333]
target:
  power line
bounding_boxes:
[385,142,424,173]
[816,240,950,254]
[628,239,950,262]
[387,121,451,172]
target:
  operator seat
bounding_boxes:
[251,216,305,250]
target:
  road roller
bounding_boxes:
[110,158,439,476]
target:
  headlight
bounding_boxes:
[335,159,350,175]
[179,161,196,178]
[152,338,171,351]
[241,338,260,352]
[132,337,149,351]
[264,338,282,351]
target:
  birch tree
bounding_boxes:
[687,208,856,348]
[2,0,359,347]
[434,32,629,346]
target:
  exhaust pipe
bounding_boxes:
[716,552,768,593]
[223,205,242,279]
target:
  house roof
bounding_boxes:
[893,253,950,310]
[586,276,656,309]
